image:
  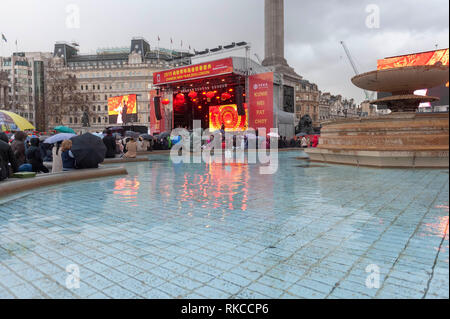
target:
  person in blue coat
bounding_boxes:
[60,140,76,171]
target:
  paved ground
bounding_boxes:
[0,152,448,299]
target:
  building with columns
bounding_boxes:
[46,37,190,132]
[295,80,320,127]
[319,92,363,122]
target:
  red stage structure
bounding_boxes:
[151,57,275,135]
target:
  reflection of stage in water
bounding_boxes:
[176,160,250,213]
[113,177,141,206]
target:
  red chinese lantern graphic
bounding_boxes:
[174,93,186,107]
[188,91,197,99]
[161,98,170,105]
[206,91,215,99]
[221,92,231,100]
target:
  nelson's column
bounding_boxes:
[262,0,303,137]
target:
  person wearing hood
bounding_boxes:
[0,132,19,181]
[103,130,116,158]
[26,138,49,173]
[11,131,27,167]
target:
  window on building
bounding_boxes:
[98,117,101,123]
[104,105,108,111]
[97,105,101,111]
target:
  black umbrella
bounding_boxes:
[70,133,107,169]
[157,131,170,139]
[125,131,140,138]
[140,134,154,140]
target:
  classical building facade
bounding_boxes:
[319,92,363,123]
[46,37,190,132]
[294,80,320,127]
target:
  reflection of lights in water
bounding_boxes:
[113,177,141,203]
[422,205,449,255]
[177,161,250,218]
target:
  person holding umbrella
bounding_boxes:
[70,133,107,169]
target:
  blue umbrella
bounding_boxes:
[43,133,77,144]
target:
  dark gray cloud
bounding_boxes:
[1,0,448,102]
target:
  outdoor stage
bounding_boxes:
[151,57,279,135]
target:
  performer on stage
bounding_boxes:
[122,98,129,124]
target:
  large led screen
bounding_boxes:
[209,104,248,132]
[108,94,138,125]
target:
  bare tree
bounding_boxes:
[44,58,90,130]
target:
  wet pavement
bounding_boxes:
[0,151,448,299]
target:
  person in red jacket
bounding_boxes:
[312,135,319,148]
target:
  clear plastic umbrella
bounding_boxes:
[43,133,77,144]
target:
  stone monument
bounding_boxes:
[262,0,301,80]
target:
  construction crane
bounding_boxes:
[340,41,375,101]
[254,53,263,64]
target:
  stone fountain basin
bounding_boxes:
[369,94,440,105]
[351,65,449,93]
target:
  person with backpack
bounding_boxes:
[0,132,19,181]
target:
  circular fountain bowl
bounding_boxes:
[352,65,449,93]
[369,94,441,112]
[370,94,439,105]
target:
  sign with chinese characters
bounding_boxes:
[153,58,234,85]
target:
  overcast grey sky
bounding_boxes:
[1,0,448,102]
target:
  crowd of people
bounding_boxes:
[0,129,160,182]
[278,135,319,149]
[1,127,320,182]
